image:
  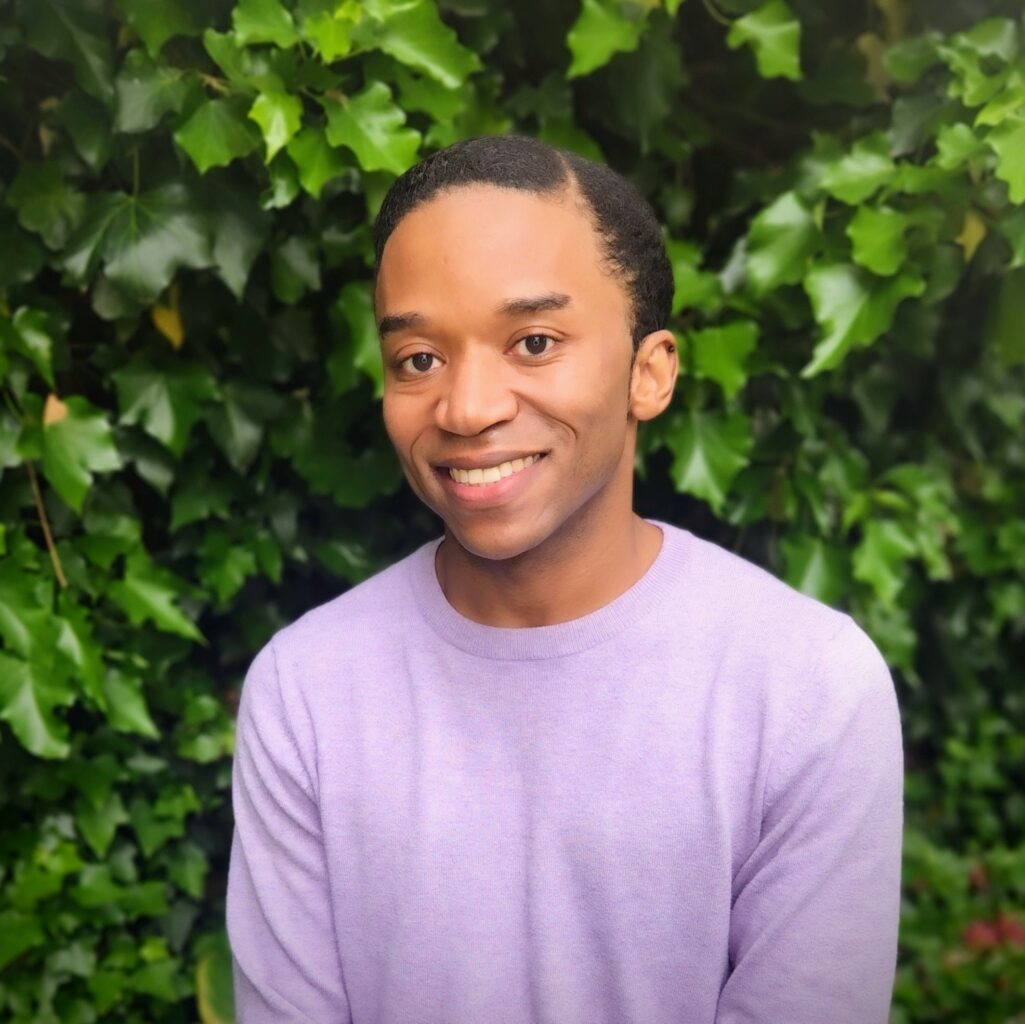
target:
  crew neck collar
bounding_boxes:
[406,519,688,661]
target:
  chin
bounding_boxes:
[445,516,553,563]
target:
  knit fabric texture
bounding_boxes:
[227,520,904,1023]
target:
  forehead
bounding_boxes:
[374,184,629,322]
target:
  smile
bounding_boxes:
[447,453,544,486]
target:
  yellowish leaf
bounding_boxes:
[43,394,68,425]
[874,0,907,43]
[956,210,988,262]
[151,283,184,349]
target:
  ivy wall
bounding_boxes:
[0,0,1023,1020]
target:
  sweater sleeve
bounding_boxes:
[226,639,351,1023]
[715,618,905,1024]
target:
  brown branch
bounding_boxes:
[26,460,68,589]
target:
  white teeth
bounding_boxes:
[448,453,542,486]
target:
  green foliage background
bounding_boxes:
[0,0,1023,1019]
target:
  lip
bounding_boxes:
[433,453,547,508]
[433,450,548,471]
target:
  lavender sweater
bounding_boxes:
[227,521,904,1023]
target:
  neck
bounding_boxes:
[434,500,664,629]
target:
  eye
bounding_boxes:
[514,334,557,358]
[399,351,438,374]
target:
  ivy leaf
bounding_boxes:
[726,0,802,82]
[746,191,818,294]
[0,308,56,386]
[687,320,759,399]
[41,395,122,512]
[332,281,383,397]
[113,356,218,456]
[781,535,848,606]
[987,116,1025,203]
[76,790,128,857]
[853,518,917,606]
[323,82,421,175]
[64,185,213,303]
[107,550,204,642]
[666,407,752,513]
[55,598,106,709]
[270,236,321,304]
[198,528,258,605]
[819,133,896,204]
[566,0,645,79]
[5,161,85,251]
[987,267,1025,366]
[286,127,349,197]
[206,380,283,473]
[668,240,723,315]
[114,49,195,134]
[358,0,480,89]
[174,98,261,174]
[21,0,114,105]
[802,264,924,377]
[202,177,271,300]
[231,0,300,47]
[0,911,47,969]
[846,206,909,276]
[0,565,56,660]
[0,653,73,759]
[102,670,160,738]
[57,89,112,171]
[935,122,986,169]
[115,0,197,57]
[248,91,302,162]
[301,10,353,61]
[998,207,1025,268]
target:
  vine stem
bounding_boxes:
[26,460,68,589]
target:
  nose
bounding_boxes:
[435,347,518,436]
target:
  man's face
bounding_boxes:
[375,183,641,561]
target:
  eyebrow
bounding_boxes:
[376,292,572,338]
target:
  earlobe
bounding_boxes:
[630,330,679,422]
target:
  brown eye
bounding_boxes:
[401,352,437,373]
[515,334,556,357]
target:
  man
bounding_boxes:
[226,134,904,1023]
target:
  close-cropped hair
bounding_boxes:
[372,134,674,349]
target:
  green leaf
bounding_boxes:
[819,133,896,204]
[107,551,204,642]
[113,357,218,456]
[333,281,383,397]
[987,116,1025,203]
[115,0,197,57]
[667,239,722,315]
[745,191,818,294]
[934,122,986,170]
[198,528,258,605]
[0,565,57,660]
[232,0,300,47]
[286,126,349,197]
[0,910,46,970]
[0,653,73,759]
[174,98,261,174]
[114,49,195,134]
[0,307,56,386]
[359,0,480,88]
[196,934,235,1024]
[202,177,272,299]
[42,396,122,512]
[102,670,160,738]
[22,0,114,104]
[802,264,924,377]
[998,207,1025,268]
[55,597,106,708]
[301,9,353,61]
[323,81,420,175]
[248,91,302,162]
[987,267,1025,366]
[853,518,917,606]
[58,89,113,170]
[667,407,752,512]
[270,236,321,304]
[5,161,85,250]
[846,206,909,276]
[76,790,128,857]
[781,535,848,607]
[206,380,283,473]
[687,320,758,399]
[64,185,213,303]
[726,0,802,82]
[566,0,645,79]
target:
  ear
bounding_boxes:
[629,329,678,421]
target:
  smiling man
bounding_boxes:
[227,135,905,1024]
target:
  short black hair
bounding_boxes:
[372,134,673,349]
